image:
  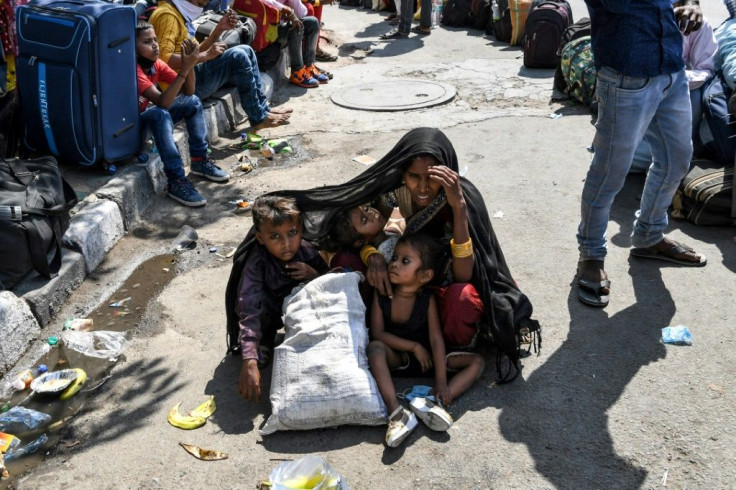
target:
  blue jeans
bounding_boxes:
[140,95,208,183]
[577,66,693,260]
[287,16,319,70]
[194,44,269,126]
[631,85,704,173]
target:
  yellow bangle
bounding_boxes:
[450,238,473,258]
[360,245,380,266]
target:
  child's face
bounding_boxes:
[388,242,432,287]
[255,217,303,264]
[348,204,386,245]
[136,28,159,62]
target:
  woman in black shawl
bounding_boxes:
[225,128,539,382]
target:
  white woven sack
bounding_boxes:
[260,272,387,435]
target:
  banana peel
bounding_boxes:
[167,396,216,430]
[178,442,228,461]
[59,368,87,400]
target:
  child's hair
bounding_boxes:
[252,195,302,231]
[136,20,154,36]
[395,233,445,286]
[323,207,363,252]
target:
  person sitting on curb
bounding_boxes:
[261,0,330,88]
[136,21,228,207]
[237,196,329,403]
[150,0,292,132]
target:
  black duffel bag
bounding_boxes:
[0,157,78,290]
[194,12,257,49]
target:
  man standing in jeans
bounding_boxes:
[576,0,707,308]
[151,1,292,135]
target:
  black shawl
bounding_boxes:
[224,128,540,381]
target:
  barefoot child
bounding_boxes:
[136,21,230,207]
[368,234,485,448]
[236,196,329,403]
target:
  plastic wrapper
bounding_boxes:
[269,455,347,490]
[0,407,51,434]
[4,434,47,461]
[661,325,693,345]
[60,330,126,361]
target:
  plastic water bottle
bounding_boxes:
[492,0,501,21]
[431,0,442,28]
[12,365,48,391]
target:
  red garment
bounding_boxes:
[436,283,483,348]
[0,0,17,58]
[136,59,178,112]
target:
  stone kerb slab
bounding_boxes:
[95,166,157,230]
[0,291,41,377]
[63,199,125,273]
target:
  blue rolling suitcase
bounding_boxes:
[16,0,140,166]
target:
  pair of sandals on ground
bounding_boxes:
[577,237,707,308]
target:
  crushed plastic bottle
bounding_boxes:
[12,365,48,391]
[4,434,48,462]
[492,0,500,21]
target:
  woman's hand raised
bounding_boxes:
[366,253,392,298]
[429,165,465,210]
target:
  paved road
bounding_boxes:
[11,3,736,489]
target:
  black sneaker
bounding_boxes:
[168,178,207,207]
[190,157,230,182]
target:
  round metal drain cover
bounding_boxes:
[331,79,456,112]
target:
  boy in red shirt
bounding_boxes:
[136,21,230,207]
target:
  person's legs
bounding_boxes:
[632,69,703,266]
[194,45,273,126]
[577,66,664,262]
[398,0,413,33]
[287,24,305,71]
[419,0,431,28]
[166,95,208,158]
[367,340,403,413]
[446,354,484,401]
[302,16,320,67]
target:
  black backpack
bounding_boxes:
[523,0,572,69]
[553,16,591,93]
[441,0,474,27]
[0,157,78,290]
[194,12,258,48]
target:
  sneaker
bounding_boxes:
[167,178,207,207]
[409,397,453,432]
[307,64,329,84]
[289,66,319,88]
[385,406,418,447]
[190,157,230,182]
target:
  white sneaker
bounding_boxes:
[385,406,418,447]
[409,397,453,432]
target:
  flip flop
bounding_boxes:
[315,51,338,62]
[577,278,610,308]
[630,240,707,267]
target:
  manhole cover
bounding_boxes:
[331,79,456,111]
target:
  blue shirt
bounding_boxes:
[585,0,685,77]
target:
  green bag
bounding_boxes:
[560,35,596,106]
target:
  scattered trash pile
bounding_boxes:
[231,132,294,176]
[0,329,125,481]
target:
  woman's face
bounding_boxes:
[136,28,159,62]
[403,155,443,209]
[348,204,386,244]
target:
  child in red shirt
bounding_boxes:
[136,21,230,207]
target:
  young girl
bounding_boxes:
[367,234,485,448]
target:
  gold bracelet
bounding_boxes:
[360,245,380,266]
[450,238,473,258]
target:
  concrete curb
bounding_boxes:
[0,64,287,377]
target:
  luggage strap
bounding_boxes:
[0,205,23,221]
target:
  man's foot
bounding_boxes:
[315,48,338,62]
[270,106,293,115]
[576,259,610,307]
[190,157,230,182]
[307,64,330,84]
[630,237,707,266]
[379,28,409,40]
[167,177,207,207]
[252,112,289,130]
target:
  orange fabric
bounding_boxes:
[509,0,531,46]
